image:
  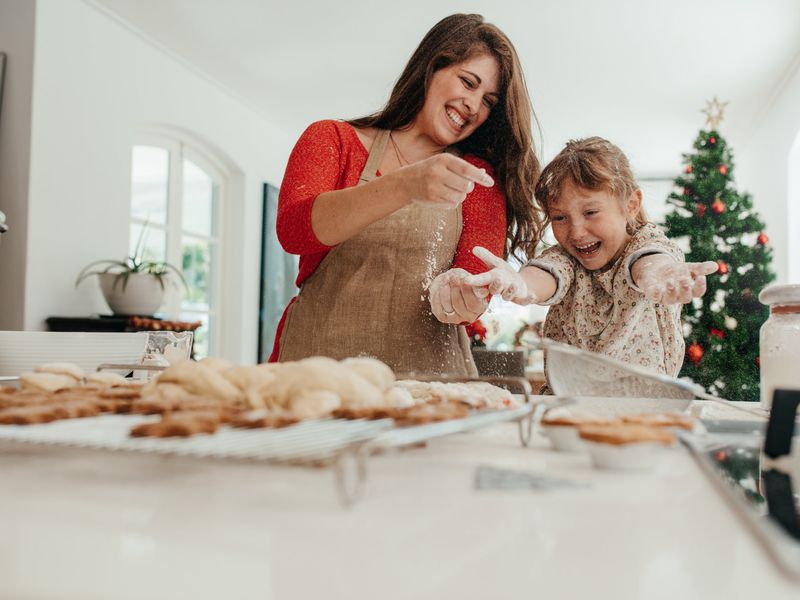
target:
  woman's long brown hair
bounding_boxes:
[349,13,544,260]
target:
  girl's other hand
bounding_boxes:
[637,258,719,304]
[429,268,489,324]
[400,154,494,208]
[462,247,538,305]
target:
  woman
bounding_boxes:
[270,13,544,375]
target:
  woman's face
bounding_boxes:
[549,180,642,271]
[417,53,500,146]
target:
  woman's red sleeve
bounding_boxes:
[276,121,342,255]
[452,164,507,275]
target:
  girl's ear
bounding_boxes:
[627,189,643,220]
[624,190,643,235]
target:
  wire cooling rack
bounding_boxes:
[0,374,565,506]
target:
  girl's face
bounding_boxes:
[549,180,642,271]
[417,53,500,146]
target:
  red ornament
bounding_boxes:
[682,187,690,197]
[756,356,761,368]
[711,198,725,214]
[710,328,725,339]
[709,136,716,144]
[717,260,729,275]
[465,319,487,345]
[757,232,769,246]
[719,165,728,175]
[687,342,704,365]
[685,165,693,174]
[696,203,706,217]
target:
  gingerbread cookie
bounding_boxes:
[0,404,67,425]
[0,392,55,410]
[391,401,470,426]
[621,413,695,431]
[230,411,300,429]
[331,406,401,421]
[130,411,222,438]
[99,385,143,400]
[577,424,675,446]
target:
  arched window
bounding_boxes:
[129,136,224,358]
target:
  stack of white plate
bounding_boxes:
[0,331,149,376]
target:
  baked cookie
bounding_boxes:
[391,401,470,426]
[0,404,67,425]
[393,380,514,409]
[331,406,402,421]
[99,385,143,401]
[621,413,695,431]
[230,411,300,429]
[130,411,222,438]
[541,414,621,428]
[577,424,675,446]
[0,392,54,410]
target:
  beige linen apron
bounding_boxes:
[277,129,477,376]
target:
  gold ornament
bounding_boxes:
[702,97,729,130]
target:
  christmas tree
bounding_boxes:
[662,98,775,402]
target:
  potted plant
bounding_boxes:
[75,228,188,316]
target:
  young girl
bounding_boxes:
[449,137,718,379]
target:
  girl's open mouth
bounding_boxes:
[576,241,601,257]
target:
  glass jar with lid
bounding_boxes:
[759,283,800,409]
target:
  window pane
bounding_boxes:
[131,146,169,225]
[181,235,213,311]
[181,313,210,359]
[130,223,167,263]
[182,159,216,236]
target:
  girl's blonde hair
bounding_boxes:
[534,137,648,233]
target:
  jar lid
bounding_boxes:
[759,283,800,306]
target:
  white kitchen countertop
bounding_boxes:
[0,401,797,600]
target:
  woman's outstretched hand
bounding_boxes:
[633,255,719,304]
[429,268,489,324]
[401,154,494,207]
[462,247,538,305]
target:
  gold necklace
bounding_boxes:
[389,132,411,167]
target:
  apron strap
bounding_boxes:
[358,129,390,184]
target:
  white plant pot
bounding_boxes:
[98,272,166,316]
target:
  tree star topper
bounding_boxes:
[702,97,729,131]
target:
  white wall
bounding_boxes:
[0,0,36,330]
[788,133,800,283]
[22,0,294,361]
[738,55,800,284]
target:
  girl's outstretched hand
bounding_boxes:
[634,256,719,304]
[462,247,539,305]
